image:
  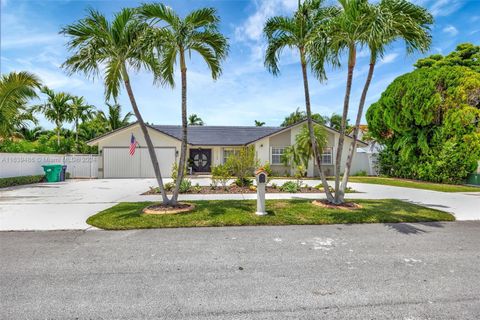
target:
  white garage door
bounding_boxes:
[103,147,175,178]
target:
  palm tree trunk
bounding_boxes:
[56,121,60,147]
[171,50,188,205]
[300,49,334,202]
[121,66,169,204]
[339,58,375,201]
[334,45,356,204]
[75,118,79,152]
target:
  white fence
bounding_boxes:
[0,153,99,179]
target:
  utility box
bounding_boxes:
[255,168,268,216]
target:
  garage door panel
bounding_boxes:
[140,148,175,178]
[103,147,175,178]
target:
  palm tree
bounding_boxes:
[338,0,432,201]
[188,114,204,126]
[71,96,95,150]
[254,120,265,127]
[282,124,327,171]
[18,126,46,141]
[313,0,373,204]
[61,8,171,204]
[33,87,74,146]
[281,107,306,127]
[264,0,337,202]
[98,103,133,131]
[139,3,228,205]
[0,71,41,139]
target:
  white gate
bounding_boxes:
[0,153,99,178]
[103,147,175,178]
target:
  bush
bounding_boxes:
[280,181,300,193]
[192,183,202,193]
[225,146,258,184]
[0,175,44,188]
[171,162,187,183]
[211,164,230,189]
[164,182,175,192]
[353,170,367,176]
[235,177,253,187]
[179,179,192,193]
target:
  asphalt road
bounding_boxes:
[1,222,480,319]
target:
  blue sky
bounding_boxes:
[1,0,479,130]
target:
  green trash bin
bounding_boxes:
[42,164,63,182]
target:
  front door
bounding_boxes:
[189,149,212,172]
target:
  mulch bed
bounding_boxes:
[142,203,195,215]
[143,185,327,195]
[311,200,362,210]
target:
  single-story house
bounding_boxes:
[87,119,369,178]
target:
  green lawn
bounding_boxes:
[86,199,454,230]
[342,176,480,192]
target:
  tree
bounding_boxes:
[326,113,343,130]
[71,96,95,151]
[254,120,265,127]
[339,0,432,202]
[139,3,228,205]
[366,44,480,184]
[264,0,337,201]
[0,71,41,139]
[17,126,46,141]
[281,107,306,127]
[98,103,134,131]
[61,8,172,204]
[315,0,374,203]
[188,114,204,126]
[282,124,327,174]
[33,87,73,146]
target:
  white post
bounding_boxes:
[255,170,267,216]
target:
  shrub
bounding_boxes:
[171,162,187,183]
[270,182,278,189]
[280,181,300,193]
[164,182,175,192]
[211,164,230,189]
[192,183,202,193]
[179,179,192,193]
[225,146,258,184]
[353,170,367,176]
[235,177,253,187]
[0,175,44,188]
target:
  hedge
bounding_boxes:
[0,175,45,188]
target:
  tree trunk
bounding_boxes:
[121,66,169,204]
[75,118,79,152]
[56,121,60,147]
[171,50,188,205]
[300,49,334,202]
[334,45,356,204]
[339,59,375,202]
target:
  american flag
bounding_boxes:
[129,134,138,156]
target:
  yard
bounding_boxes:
[342,176,480,192]
[86,199,454,230]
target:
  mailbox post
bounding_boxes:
[255,168,268,216]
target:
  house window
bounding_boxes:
[223,148,240,163]
[321,147,333,165]
[271,147,286,165]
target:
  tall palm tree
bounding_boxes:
[98,103,133,131]
[33,86,74,146]
[264,0,337,202]
[0,71,41,139]
[313,0,372,203]
[188,114,204,126]
[254,120,265,127]
[71,96,95,150]
[61,8,171,204]
[338,0,432,201]
[139,3,229,205]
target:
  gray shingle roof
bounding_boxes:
[151,125,281,146]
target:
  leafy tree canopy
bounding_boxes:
[366,43,480,183]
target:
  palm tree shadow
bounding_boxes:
[384,221,445,235]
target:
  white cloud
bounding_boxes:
[235,0,297,42]
[1,34,62,49]
[379,53,399,65]
[429,0,464,16]
[442,25,458,36]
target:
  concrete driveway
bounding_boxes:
[0,178,479,230]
